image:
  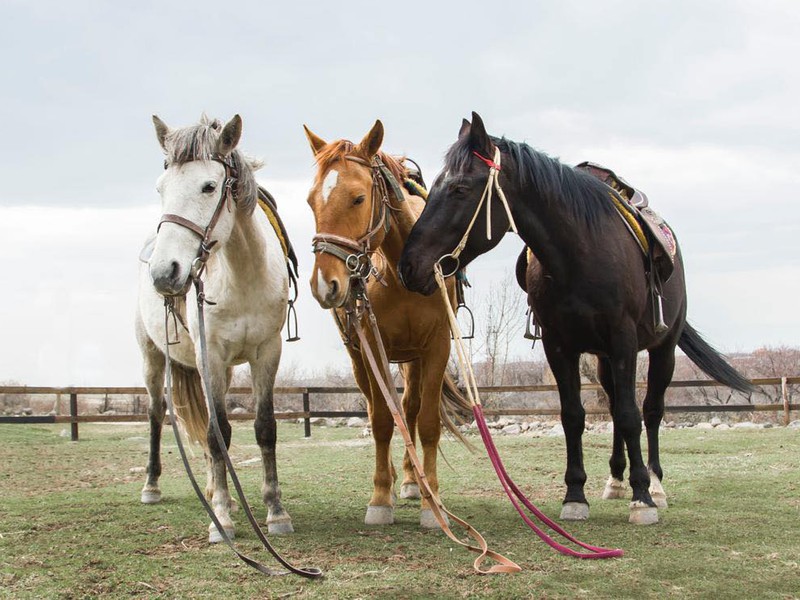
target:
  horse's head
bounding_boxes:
[304,120,403,308]
[400,112,513,296]
[148,114,257,296]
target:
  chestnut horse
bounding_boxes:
[303,121,470,528]
[400,112,752,525]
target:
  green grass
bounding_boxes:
[1,422,798,599]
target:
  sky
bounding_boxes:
[0,0,798,386]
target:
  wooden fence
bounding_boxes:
[1,377,797,441]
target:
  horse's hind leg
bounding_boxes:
[607,331,658,525]
[598,357,629,501]
[400,361,422,500]
[137,322,166,505]
[252,336,293,534]
[544,343,589,521]
[642,343,676,509]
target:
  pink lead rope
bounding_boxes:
[473,405,623,559]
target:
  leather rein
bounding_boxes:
[158,155,322,579]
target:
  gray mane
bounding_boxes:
[163,114,260,214]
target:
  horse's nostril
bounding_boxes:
[329,279,339,298]
[169,261,180,281]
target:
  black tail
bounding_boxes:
[678,323,754,393]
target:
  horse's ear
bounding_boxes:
[468,111,491,153]
[458,118,471,139]
[303,125,327,156]
[358,119,384,158]
[152,115,170,151]
[217,114,243,156]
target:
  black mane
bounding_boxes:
[444,135,617,230]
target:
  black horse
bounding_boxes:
[399,112,752,525]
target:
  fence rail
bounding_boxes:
[1,377,797,441]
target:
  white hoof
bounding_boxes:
[648,470,668,509]
[140,489,162,504]
[602,476,628,500]
[560,502,590,521]
[267,517,294,535]
[629,501,659,525]
[208,523,235,543]
[400,483,421,500]
[365,505,394,526]
[420,508,448,530]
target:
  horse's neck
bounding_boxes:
[513,187,593,283]
[211,211,268,289]
[376,194,417,267]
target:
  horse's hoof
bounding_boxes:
[267,517,294,535]
[140,489,161,504]
[365,505,394,526]
[420,508,448,530]
[648,471,668,509]
[208,523,235,543]
[602,476,628,500]
[400,483,421,500]
[560,502,590,521]
[629,501,659,525]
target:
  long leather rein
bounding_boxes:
[157,155,323,579]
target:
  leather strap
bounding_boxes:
[349,295,520,575]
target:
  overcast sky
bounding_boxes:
[1,0,798,386]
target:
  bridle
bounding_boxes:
[157,153,238,289]
[311,154,406,284]
[156,154,322,579]
[434,147,518,278]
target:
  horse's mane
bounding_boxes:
[313,139,407,184]
[444,135,616,230]
[162,114,260,214]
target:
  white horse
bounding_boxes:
[135,114,294,542]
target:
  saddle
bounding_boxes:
[575,161,677,284]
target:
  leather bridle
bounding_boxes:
[157,154,238,286]
[311,155,406,284]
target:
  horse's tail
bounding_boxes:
[678,323,754,393]
[170,362,209,449]
[440,373,476,451]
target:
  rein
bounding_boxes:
[343,279,520,575]
[432,147,623,561]
[157,155,322,578]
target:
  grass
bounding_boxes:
[1,422,798,599]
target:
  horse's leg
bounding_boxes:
[138,326,166,505]
[362,353,397,526]
[642,342,676,509]
[416,337,448,529]
[544,342,589,521]
[201,359,236,543]
[607,331,658,525]
[400,360,422,500]
[598,357,629,501]
[252,336,293,534]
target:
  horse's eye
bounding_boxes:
[202,182,217,194]
[353,195,366,206]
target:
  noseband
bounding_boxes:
[157,154,239,281]
[311,155,405,285]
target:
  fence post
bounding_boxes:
[70,393,79,441]
[303,390,311,438]
[782,377,790,426]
